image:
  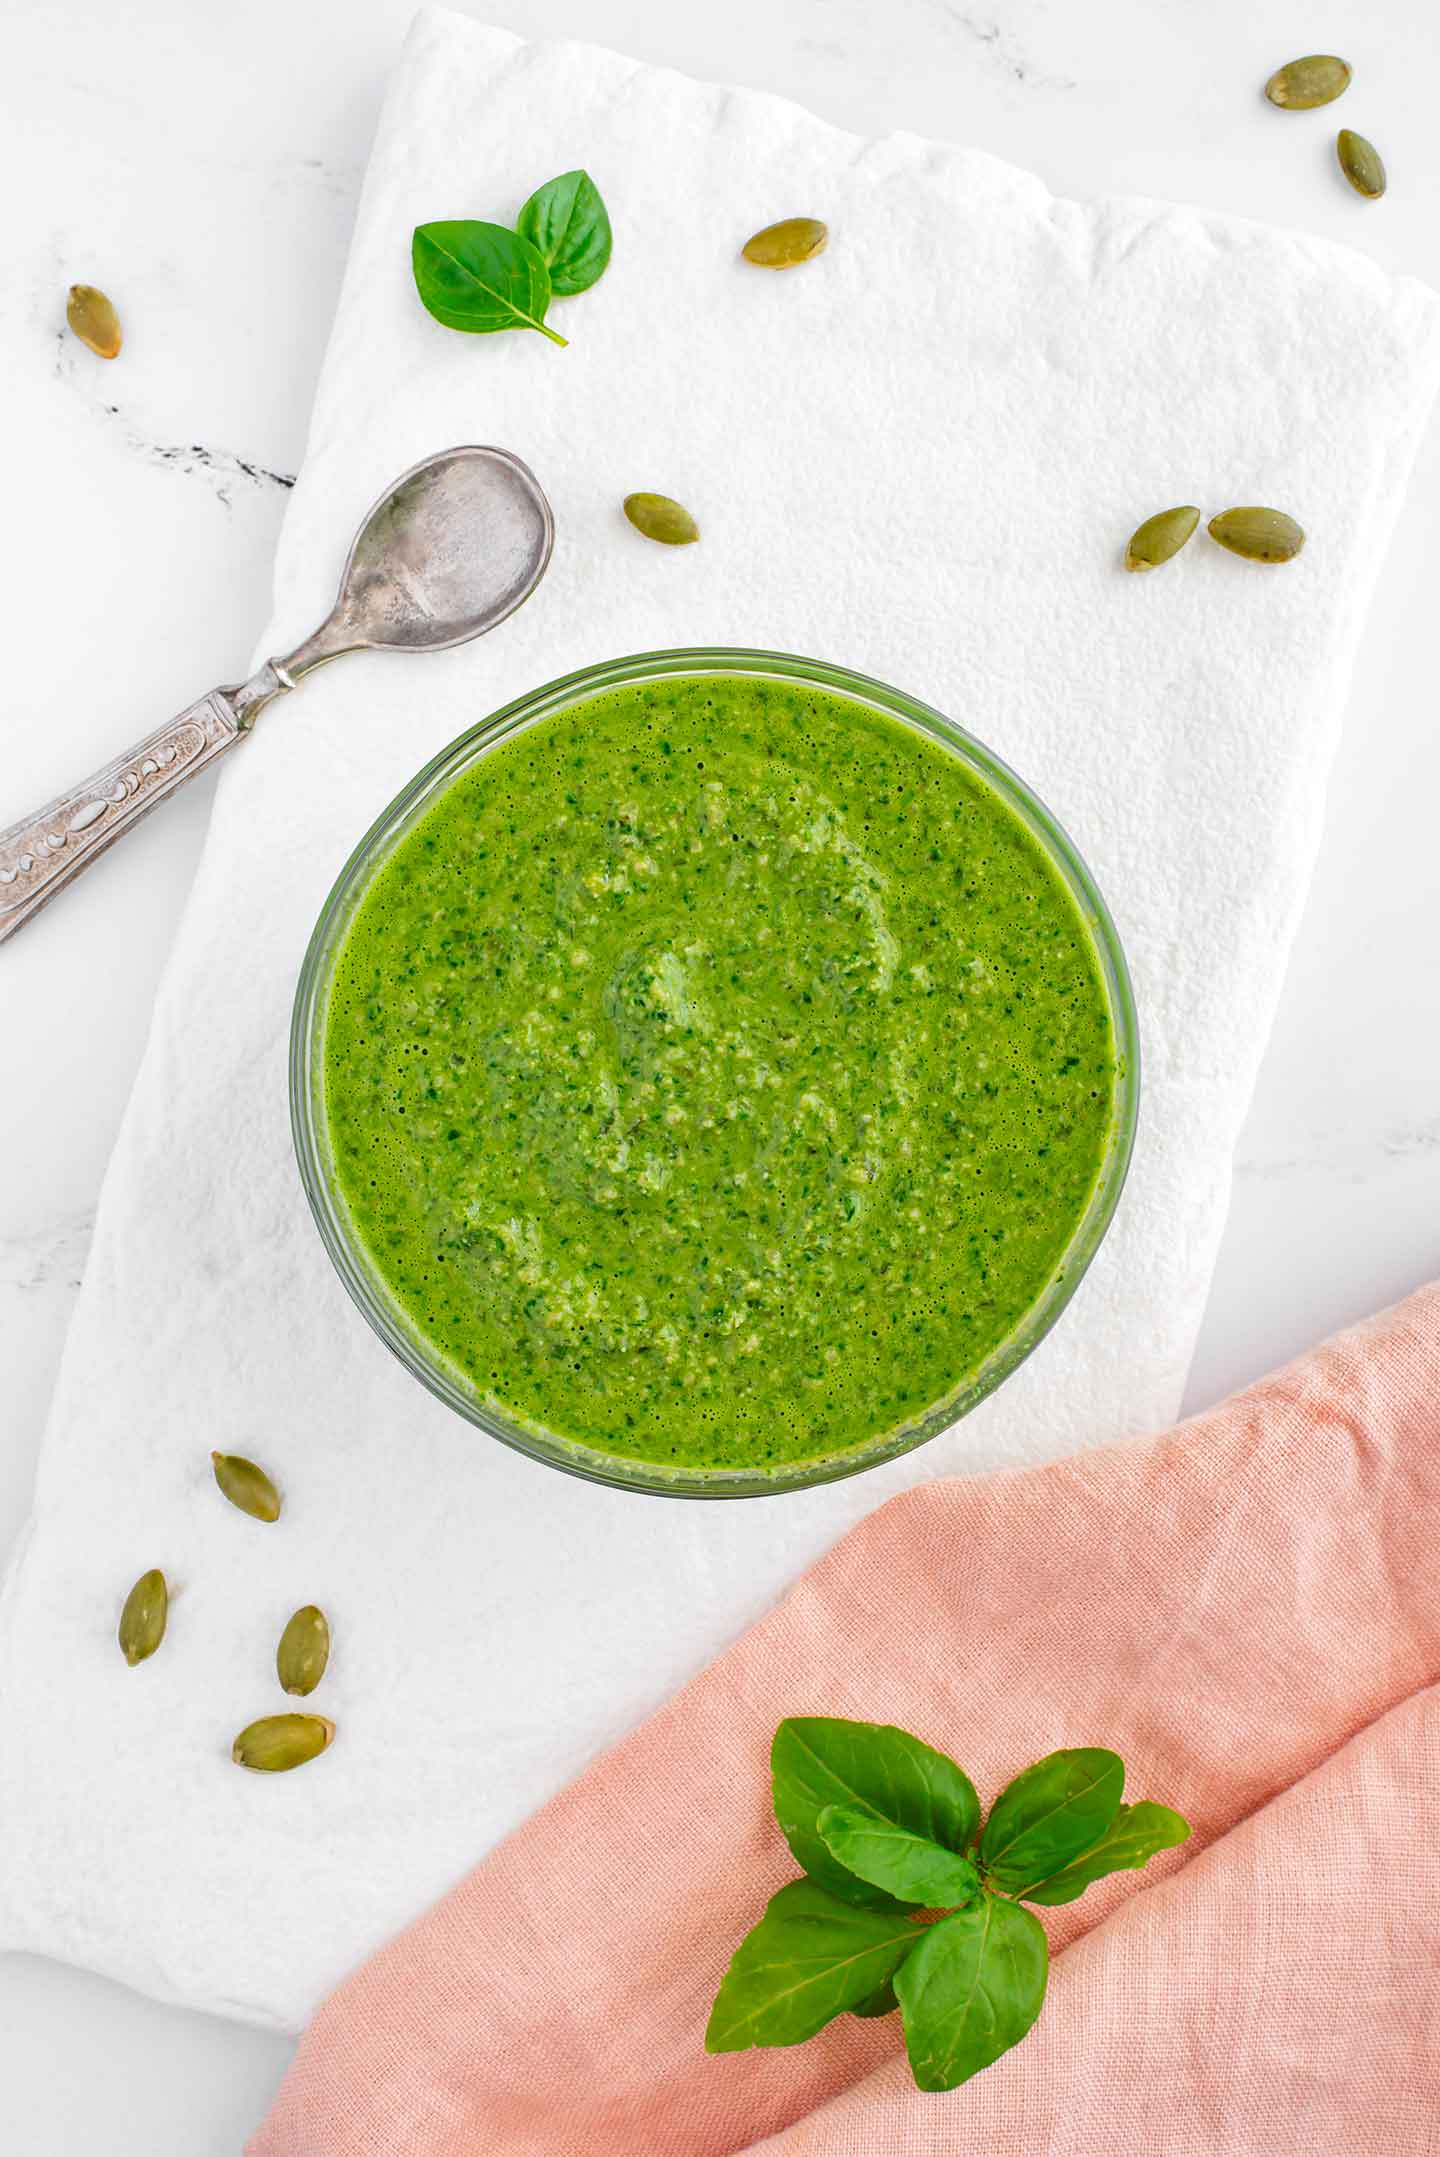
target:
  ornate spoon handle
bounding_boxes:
[0,690,250,945]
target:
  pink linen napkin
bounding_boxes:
[251,1286,1440,2155]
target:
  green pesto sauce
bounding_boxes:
[323,675,1117,1475]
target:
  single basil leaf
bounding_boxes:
[1022,1801,1191,1905]
[818,1803,982,1910]
[411,221,565,346]
[979,1748,1124,1895]
[894,1895,1048,2092]
[705,1879,920,2052]
[772,1718,981,1911]
[851,1977,899,2019]
[516,169,612,297]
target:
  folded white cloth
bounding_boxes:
[2,7,1436,2032]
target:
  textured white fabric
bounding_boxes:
[1,6,1436,2033]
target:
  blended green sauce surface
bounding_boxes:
[323,674,1117,1476]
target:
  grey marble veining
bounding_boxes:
[0,1211,94,1296]
[83,402,296,503]
[50,288,297,507]
[939,4,1078,91]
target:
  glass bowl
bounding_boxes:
[291,648,1139,1498]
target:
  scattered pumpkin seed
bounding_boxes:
[624,493,700,546]
[211,1451,281,1523]
[1263,55,1351,110]
[118,1568,168,1665]
[1124,505,1200,572]
[1336,128,1386,199]
[1207,507,1306,563]
[276,1605,330,1697]
[741,217,828,269]
[66,283,122,358]
[232,1713,335,1773]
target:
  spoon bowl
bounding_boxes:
[304,447,556,663]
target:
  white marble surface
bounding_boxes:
[2,0,1437,2147]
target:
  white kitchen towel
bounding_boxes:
[2,8,1437,2033]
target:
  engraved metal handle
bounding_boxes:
[0,688,257,945]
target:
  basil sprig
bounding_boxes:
[894,1892,1048,2090]
[704,1881,919,2051]
[517,169,612,296]
[1020,1799,1191,1905]
[979,1745,1126,1895]
[411,221,565,345]
[412,170,612,346]
[817,1803,981,1909]
[771,1716,980,1909]
[707,1719,1190,2093]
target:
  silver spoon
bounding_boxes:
[0,445,554,945]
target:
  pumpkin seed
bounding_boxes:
[66,284,122,358]
[211,1451,281,1523]
[1337,129,1386,199]
[232,1713,335,1773]
[118,1568,168,1665]
[1207,507,1306,563]
[624,493,700,546]
[1124,505,1200,572]
[1264,55,1351,109]
[741,217,828,269]
[276,1605,330,1697]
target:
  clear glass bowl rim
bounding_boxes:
[290,645,1140,1499]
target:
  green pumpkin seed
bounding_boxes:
[1264,55,1351,109]
[276,1605,330,1697]
[211,1451,281,1522]
[741,217,828,269]
[1124,505,1200,572]
[118,1568,168,1665]
[623,493,700,546]
[1207,507,1306,563]
[66,283,122,358]
[232,1713,335,1773]
[1337,129,1386,199]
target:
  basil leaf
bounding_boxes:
[772,1719,981,1911]
[411,221,566,346]
[894,1895,1048,2092]
[516,169,612,297]
[818,1803,982,1910]
[1021,1800,1191,1905]
[979,1748,1124,1895]
[705,1879,920,2052]
[851,1977,900,2019]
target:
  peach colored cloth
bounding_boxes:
[251,1287,1440,2155]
